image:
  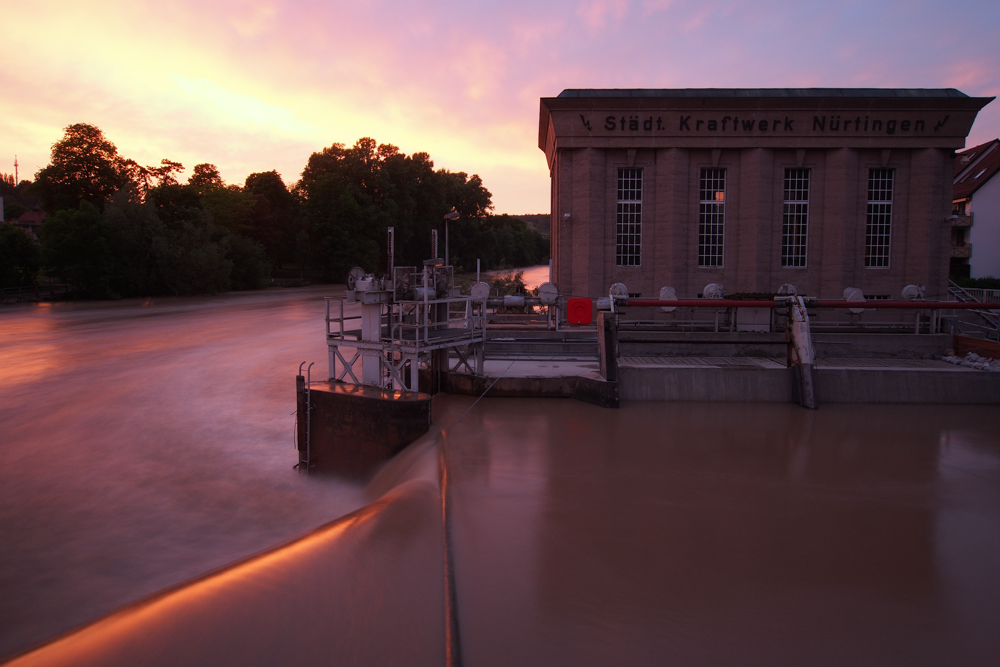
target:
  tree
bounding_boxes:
[3,202,27,221]
[295,138,495,275]
[189,163,224,188]
[103,192,173,296]
[299,173,379,280]
[244,170,298,267]
[0,224,41,287]
[225,234,268,290]
[34,124,134,212]
[40,202,116,297]
[138,159,185,192]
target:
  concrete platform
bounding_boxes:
[443,360,617,408]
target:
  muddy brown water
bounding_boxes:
[2,289,999,665]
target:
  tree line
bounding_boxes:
[0,124,548,296]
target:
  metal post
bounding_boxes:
[306,362,314,469]
[388,226,395,279]
[423,266,429,344]
[787,297,817,410]
[445,219,449,267]
[432,229,438,259]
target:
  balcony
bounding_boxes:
[951,243,973,258]
[951,213,973,227]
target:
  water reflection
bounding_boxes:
[443,400,1000,666]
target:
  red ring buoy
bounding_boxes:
[567,298,593,325]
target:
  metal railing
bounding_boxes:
[948,281,1000,340]
[324,295,488,391]
[961,287,1000,304]
[621,297,999,337]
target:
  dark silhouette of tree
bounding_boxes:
[0,224,41,287]
[31,124,539,296]
[34,124,135,212]
[294,137,502,277]
[40,202,116,296]
[139,159,185,191]
[189,163,224,188]
[244,170,298,268]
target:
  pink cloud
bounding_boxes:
[2,0,999,212]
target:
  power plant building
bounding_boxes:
[538,89,993,301]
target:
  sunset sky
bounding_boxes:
[2,0,998,214]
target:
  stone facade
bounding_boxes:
[539,89,993,301]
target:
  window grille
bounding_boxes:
[781,168,810,267]
[865,169,893,268]
[616,168,642,266]
[698,168,726,267]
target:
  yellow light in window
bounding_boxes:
[715,191,725,201]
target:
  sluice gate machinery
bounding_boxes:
[325,260,562,394]
[326,261,486,393]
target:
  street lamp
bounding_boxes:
[443,208,459,266]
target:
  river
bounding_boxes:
[2,288,1000,665]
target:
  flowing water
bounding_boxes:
[2,290,1000,665]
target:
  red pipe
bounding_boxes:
[812,300,990,310]
[624,299,994,310]
[627,299,775,308]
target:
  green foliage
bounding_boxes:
[295,137,500,277]
[487,269,539,313]
[103,192,173,295]
[225,234,268,291]
[200,185,257,236]
[31,124,520,296]
[4,201,27,221]
[449,214,549,273]
[39,192,266,298]
[955,276,1000,290]
[41,202,116,297]
[0,224,41,287]
[0,172,35,216]
[244,170,299,269]
[299,173,379,281]
[488,269,527,296]
[163,220,232,295]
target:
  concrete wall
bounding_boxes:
[619,366,1000,404]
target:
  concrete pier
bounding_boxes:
[443,331,1000,406]
[296,381,432,476]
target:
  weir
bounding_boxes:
[298,244,1000,474]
